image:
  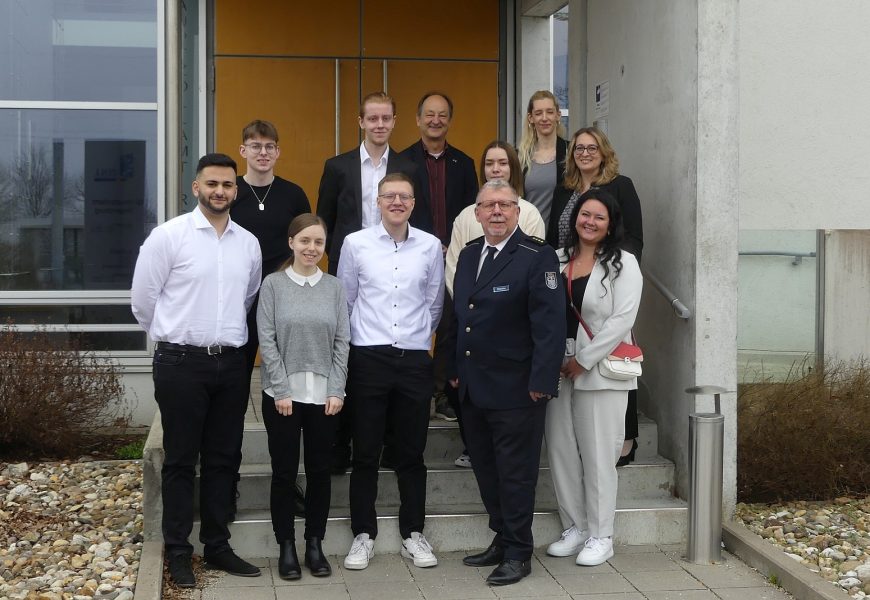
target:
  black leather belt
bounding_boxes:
[361,344,427,358]
[156,341,241,356]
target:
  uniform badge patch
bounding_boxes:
[545,272,558,290]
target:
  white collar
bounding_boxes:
[285,266,323,287]
[360,143,390,166]
[192,204,235,233]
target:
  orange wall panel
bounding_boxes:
[362,0,499,60]
[215,58,337,207]
[215,0,360,57]
[386,61,499,164]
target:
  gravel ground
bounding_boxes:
[736,496,870,599]
[2,458,867,600]
[0,460,143,600]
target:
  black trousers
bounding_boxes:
[152,347,247,558]
[462,394,546,562]
[625,388,639,440]
[261,392,336,542]
[348,345,433,540]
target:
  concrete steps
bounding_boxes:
[192,498,688,557]
[185,410,688,557]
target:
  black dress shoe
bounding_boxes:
[278,540,301,580]
[304,537,332,577]
[463,543,505,567]
[204,549,261,577]
[167,554,195,588]
[486,559,531,586]
[616,438,638,467]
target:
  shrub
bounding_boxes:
[737,358,870,503]
[0,322,129,456]
[115,438,146,460]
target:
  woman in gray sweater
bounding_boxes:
[257,213,350,580]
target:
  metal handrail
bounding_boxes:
[738,250,816,266]
[643,269,691,319]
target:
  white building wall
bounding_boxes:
[739,0,870,365]
[739,0,870,229]
[823,230,870,361]
[583,0,738,510]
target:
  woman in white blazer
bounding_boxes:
[544,188,642,566]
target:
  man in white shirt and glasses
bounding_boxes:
[337,172,444,571]
[316,92,429,474]
[131,153,262,587]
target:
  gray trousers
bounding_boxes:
[545,384,628,539]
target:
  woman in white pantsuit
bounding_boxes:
[545,188,642,566]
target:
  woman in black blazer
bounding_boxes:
[547,127,644,465]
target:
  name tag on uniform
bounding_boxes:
[493,285,510,293]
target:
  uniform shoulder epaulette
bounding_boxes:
[524,235,547,246]
[465,235,485,247]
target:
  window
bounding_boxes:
[0,0,160,355]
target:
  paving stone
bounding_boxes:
[203,585,276,600]
[566,594,645,600]
[417,576,496,599]
[536,553,616,576]
[276,583,350,600]
[608,552,682,573]
[337,554,413,583]
[644,592,720,600]
[346,580,423,600]
[712,587,792,600]
[554,572,636,595]
[622,570,705,592]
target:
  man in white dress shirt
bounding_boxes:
[337,172,444,571]
[131,153,262,587]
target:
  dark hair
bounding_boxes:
[378,172,415,194]
[417,91,453,118]
[276,213,327,272]
[196,153,237,175]
[359,91,396,118]
[561,189,625,289]
[478,140,524,196]
[241,119,279,143]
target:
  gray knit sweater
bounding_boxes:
[256,270,350,400]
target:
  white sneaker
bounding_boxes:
[401,532,438,568]
[575,536,614,566]
[546,525,587,557]
[454,453,472,468]
[344,533,374,570]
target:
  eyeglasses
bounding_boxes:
[573,144,599,156]
[476,200,518,212]
[244,143,278,154]
[378,192,414,203]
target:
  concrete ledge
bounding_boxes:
[723,520,850,600]
[143,412,164,542]
[133,541,163,600]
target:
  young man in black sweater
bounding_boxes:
[229,119,311,521]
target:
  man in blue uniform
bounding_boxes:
[450,179,566,586]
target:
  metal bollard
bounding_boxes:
[685,385,727,564]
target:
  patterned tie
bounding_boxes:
[477,246,497,282]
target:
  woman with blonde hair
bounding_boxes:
[548,126,644,468]
[517,90,569,235]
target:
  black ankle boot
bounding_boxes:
[304,537,332,577]
[278,540,301,580]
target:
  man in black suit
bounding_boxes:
[400,91,478,435]
[316,92,428,473]
[450,179,566,586]
[317,91,429,276]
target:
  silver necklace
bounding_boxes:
[246,178,274,211]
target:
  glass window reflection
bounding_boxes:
[0,109,157,291]
[0,1,157,102]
